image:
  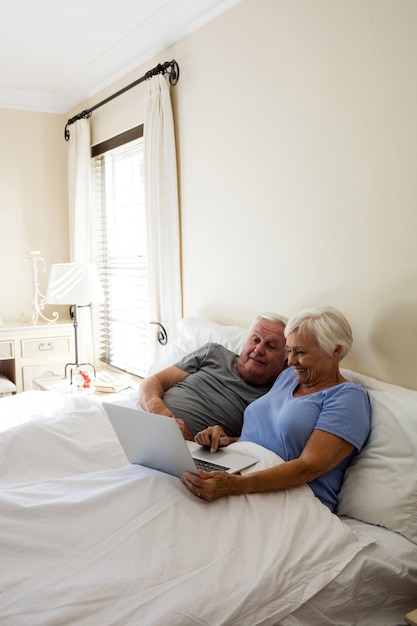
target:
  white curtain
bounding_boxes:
[69,118,91,263]
[67,117,95,366]
[144,74,182,364]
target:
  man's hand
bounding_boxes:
[194,425,236,453]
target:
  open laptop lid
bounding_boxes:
[103,403,258,477]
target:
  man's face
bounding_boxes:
[237,319,287,386]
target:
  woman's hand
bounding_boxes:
[181,469,236,501]
[194,425,235,452]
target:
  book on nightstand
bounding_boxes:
[92,373,132,393]
[406,608,417,626]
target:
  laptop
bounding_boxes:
[103,402,258,477]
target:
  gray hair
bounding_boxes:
[284,306,353,360]
[250,312,288,329]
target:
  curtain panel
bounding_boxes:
[68,118,91,263]
[68,117,95,365]
[144,74,182,365]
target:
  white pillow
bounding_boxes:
[341,367,415,396]
[337,389,417,544]
[147,317,249,374]
[174,317,248,355]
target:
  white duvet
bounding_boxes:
[0,392,373,626]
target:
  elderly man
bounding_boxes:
[138,313,288,440]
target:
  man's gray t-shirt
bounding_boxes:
[163,342,272,437]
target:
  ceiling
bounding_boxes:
[0,0,240,115]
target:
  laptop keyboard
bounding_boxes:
[194,458,230,472]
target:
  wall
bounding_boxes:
[2,0,417,389]
[0,109,69,322]
[172,0,417,389]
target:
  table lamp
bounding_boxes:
[46,263,104,382]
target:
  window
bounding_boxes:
[92,125,151,377]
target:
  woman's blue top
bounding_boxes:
[239,367,371,510]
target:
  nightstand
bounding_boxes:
[33,376,91,394]
[33,374,139,400]
[0,322,74,392]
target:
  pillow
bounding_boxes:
[147,317,249,375]
[337,389,417,544]
[341,367,415,396]
[174,317,248,355]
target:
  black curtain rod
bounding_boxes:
[64,59,179,141]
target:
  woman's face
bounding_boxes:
[286,327,338,386]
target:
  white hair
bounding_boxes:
[284,306,353,360]
[250,312,288,329]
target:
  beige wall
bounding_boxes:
[0,109,69,322]
[173,0,417,389]
[2,0,417,389]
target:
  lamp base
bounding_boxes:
[64,362,97,385]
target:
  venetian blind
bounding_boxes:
[92,128,151,377]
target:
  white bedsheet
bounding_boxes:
[278,518,417,625]
[0,393,374,625]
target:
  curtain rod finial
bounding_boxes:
[168,60,180,86]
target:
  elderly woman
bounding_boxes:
[181,306,371,511]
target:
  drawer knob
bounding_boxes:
[39,342,54,352]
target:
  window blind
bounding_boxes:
[92,135,151,377]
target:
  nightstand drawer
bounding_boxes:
[21,336,72,359]
[23,364,66,390]
[0,340,14,359]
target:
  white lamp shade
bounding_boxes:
[46,263,104,306]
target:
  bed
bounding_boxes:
[0,317,416,626]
